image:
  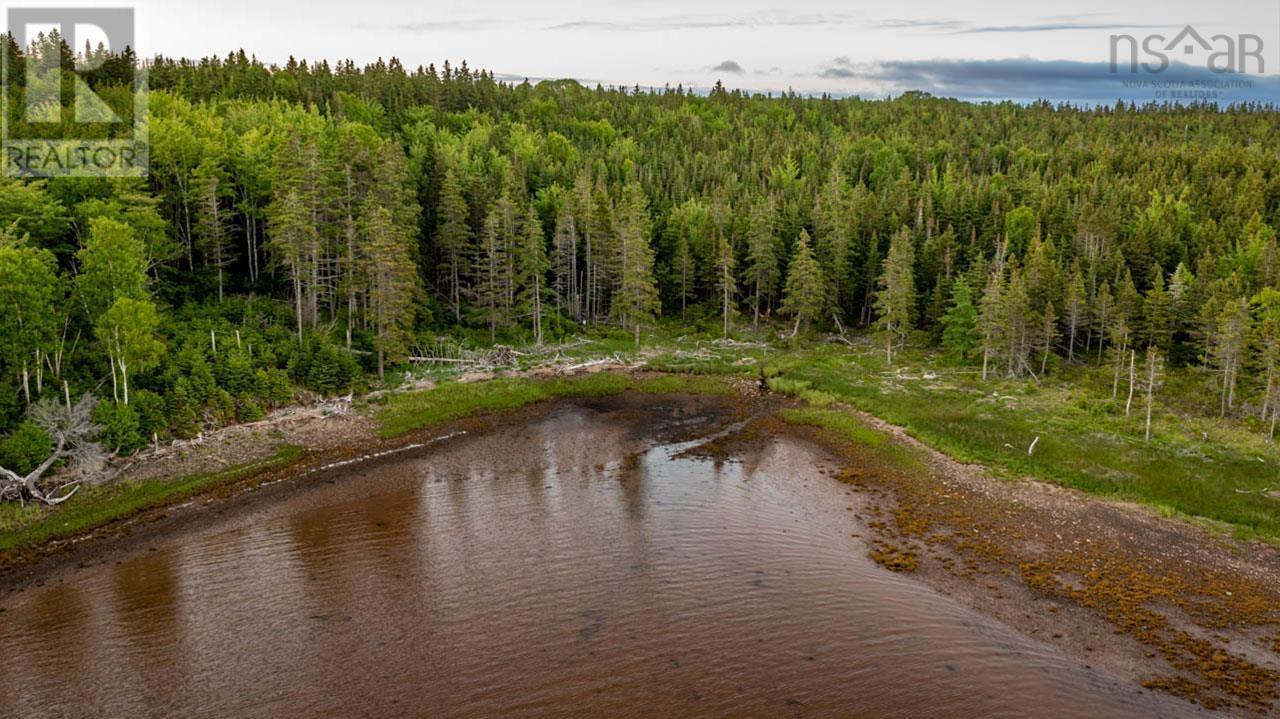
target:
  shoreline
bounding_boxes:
[1,372,1277,714]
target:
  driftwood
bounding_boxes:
[0,394,108,506]
[830,313,855,346]
[560,358,614,374]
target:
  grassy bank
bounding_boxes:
[375,371,734,438]
[5,330,1278,554]
[0,370,734,556]
[0,445,305,552]
[758,345,1280,543]
[383,333,1280,543]
[776,406,929,475]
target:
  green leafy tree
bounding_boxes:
[76,217,148,319]
[0,237,62,403]
[95,297,165,405]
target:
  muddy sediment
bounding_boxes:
[0,379,1277,716]
[769,412,1280,715]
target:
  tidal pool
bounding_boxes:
[0,395,1201,717]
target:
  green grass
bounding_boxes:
[762,344,1280,543]
[9,328,1279,553]
[0,444,305,552]
[777,406,928,473]
[375,371,733,438]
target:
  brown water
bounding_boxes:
[0,396,1200,718]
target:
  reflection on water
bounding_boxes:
[0,397,1198,718]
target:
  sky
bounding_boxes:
[9,0,1280,104]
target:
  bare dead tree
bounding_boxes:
[0,394,106,506]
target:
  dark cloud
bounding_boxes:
[819,66,856,79]
[711,60,745,74]
[815,57,1280,105]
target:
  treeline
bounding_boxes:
[3,33,1280,473]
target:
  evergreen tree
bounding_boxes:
[715,232,738,339]
[1039,302,1059,375]
[744,197,780,326]
[474,204,513,340]
[266,187,313,344]
[551,210,580,321]
[1254,288,1280,438]
[1142,265,1172,352]
[360,202,419,378]
[612,183,659,344]
[1063,263,1087,362]
[193,160,234,301]
[1143,347,1164,443]
[979,266,1006,381]
[515,208,550,346]
[435,166,472,321]
[779,230,825,336]
[814,170,852,316]
[874,227,916,365]
[940,277,978,365]
[673,232,694,322]
[1209,297,1250,417]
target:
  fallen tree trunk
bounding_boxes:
[0,394,105,506]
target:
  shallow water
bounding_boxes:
[0,397,1198,718]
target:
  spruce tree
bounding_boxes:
[779,230,825,337]
[940,277,978,365]
[515,208,551,346]
[1143,265,1172,352]
[1063,264,1087,362]
[193,160,233,302]
[612,183,659,344]
[874,227,916,365]
[361,202,419,378]
[744,197,780,326]
[436,167,472,321]
[715,232,738,339]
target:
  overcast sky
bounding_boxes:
[12,0,1280,103]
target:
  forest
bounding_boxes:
[2,32,1280,502]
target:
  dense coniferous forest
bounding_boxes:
[3,34,1280,486]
